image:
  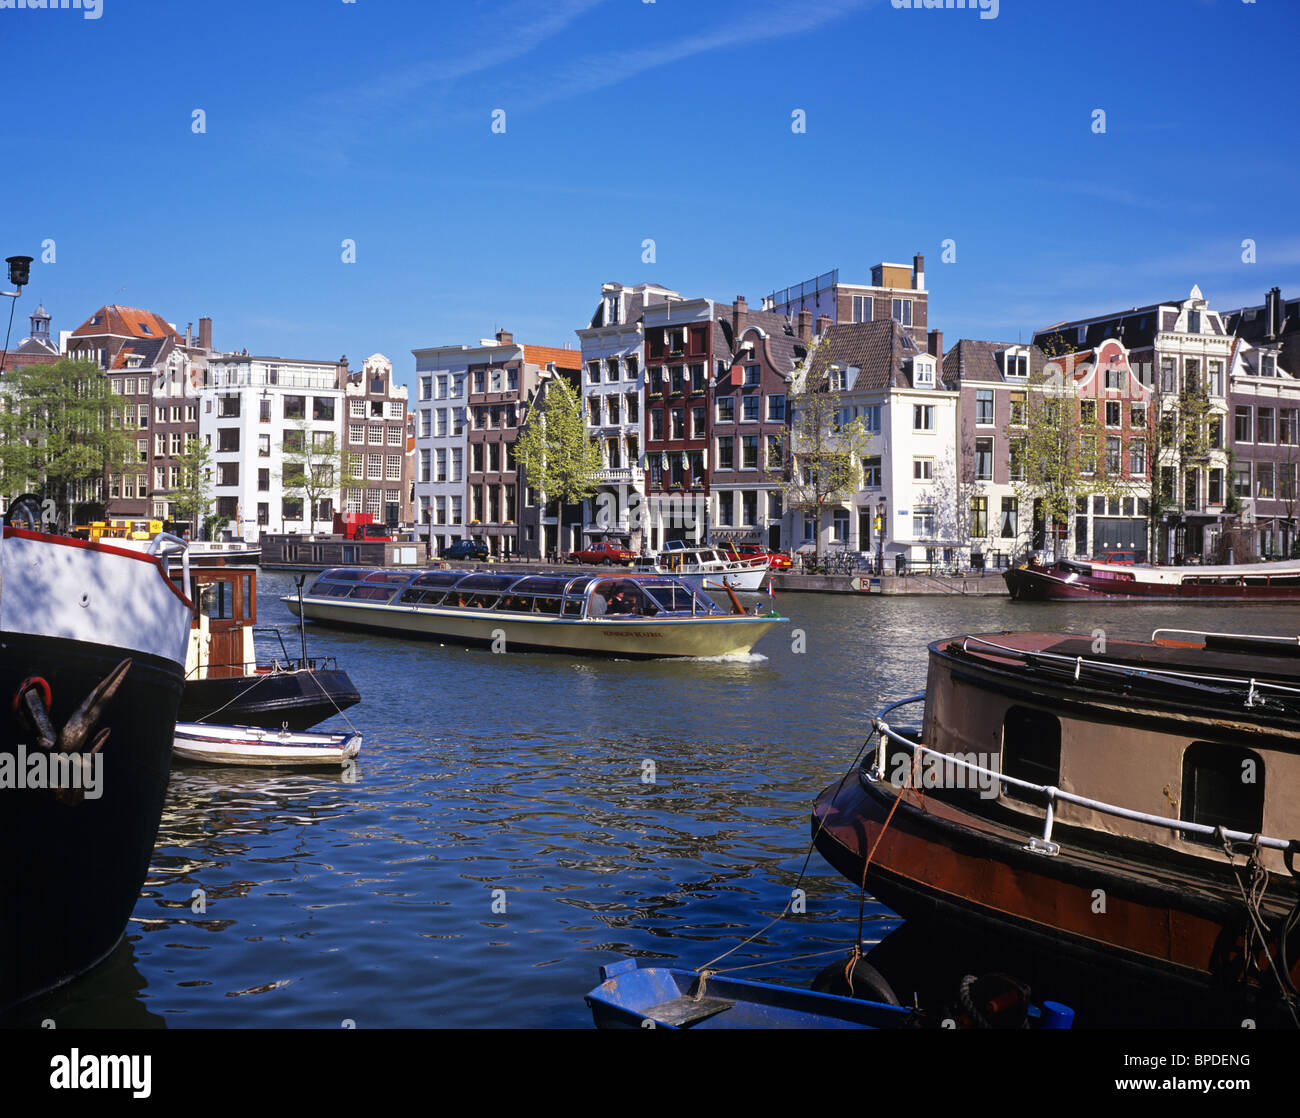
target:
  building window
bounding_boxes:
[1105,401,1121,428]
[741,435,758,470]
[284,395,305,420]
[218,395,240,418]
[1186,309,1201,334]
[314,397,335,422]
[1000,496,1017,538]
[913,458,933,481]
[970,496,988,538]
[259,433,271,457]
[1009,391,1026,426]
[862,405,881,434]
[671,409,685,440]
[912,506,935,537]
[862,456,881,488]
[1129,438,1146,476]
[975,389,993,425]
[218,428,240,453]
[741,396,760,422]
[851,295,873,322]
[974,437,993,481]
[1257,407,1276,444]
[766,435,781,469]
[1235,406,1253,443]
[832,509,850,541]
[1257,463,1275,499]
[912,404,934,431]
[1105,436,1121,475]
[693,405,706,437]
[1209,468,1224,505]
[258,468,270,491]
[891,298,913,327]
[716,397,734,424]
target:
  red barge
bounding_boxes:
[812,628,1300,1027]
[1004,556,1300,601]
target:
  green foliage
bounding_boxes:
[781,336,874,557]
[280,420,347,524]
[514,374,602,553]
[0,358,134,520]
[172,437,213,532]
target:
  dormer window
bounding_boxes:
[1261,354,1277,377]
[829,366,848,391]
[1187,310,1201,334]
[138,323,152,335]
[914,358,934,387]
[1001,350,1029,379]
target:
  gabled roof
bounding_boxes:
[805,319,925,391]
[1225,295,1300,378]
[522,344,582,371]
[70,304,179,340]
[942,339,1050,386]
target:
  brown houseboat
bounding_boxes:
[812,629,1300,1027]
[1004,556,1300,601]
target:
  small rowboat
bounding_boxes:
[172,722,362,767]
[586,959,913,1029]
[586,958,1076,1030]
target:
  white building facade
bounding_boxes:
[199,354,345,539]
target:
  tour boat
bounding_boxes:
[285,568,785,658]
[1004,555,1300,601]
[178,565,361,730]
[811,628,1300,1027]
[0,506,193,1011]
[173,722,362,767]
[634,542,770,593]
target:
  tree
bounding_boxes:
[1009,346,1125,559]
[171,437,213,536]
[780,335,875,560]
[0,358,134,524]
[514,373,602,557]
[280,421,351,529]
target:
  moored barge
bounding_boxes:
[286,568,784,658]
[1005,555,1300,601]
[812,628,1300,1027]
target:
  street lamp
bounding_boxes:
[1,253,35,377]
[875,499,887,575]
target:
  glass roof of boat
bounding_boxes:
[313,568,699,595]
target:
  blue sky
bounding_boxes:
[3,0,1297,392]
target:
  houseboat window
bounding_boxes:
[1001,707,1061,802]
[364,570,416,585]
[562,598,584,616]
[1180,742,1264,843]
[533,596,562,615]
[200,581,234,619]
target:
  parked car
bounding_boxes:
[570,541,638,566]
[443,538,489,561]
[1098,551,1138,565]
[721,542,793,570]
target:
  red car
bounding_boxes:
[722,543,793,570]
[570,541,637,566]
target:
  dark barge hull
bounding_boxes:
[811,768,1300,1027]
[0,635,184,1013]
[1004,564,1300,601]
[179,668,360,731]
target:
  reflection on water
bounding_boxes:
[13,575,1300,1026]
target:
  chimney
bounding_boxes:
[198,316,213,350]
[912,254,925,290]
[927,329,943,363]
[496,328,513,345]
[815,313,832,337]
[1271,286,1284,339]
[796,308,813,343]
[185,322,192,347]
[732,295,748,340]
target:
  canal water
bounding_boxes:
[15,576,1300,1027]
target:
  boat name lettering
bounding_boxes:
[603,630,663,639]
[0,743,103,799]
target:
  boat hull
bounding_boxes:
[179,668,361,730]
[286,596,778,658]
[0,636,184,1012]
[173,723,361,767]
[1005,562,1300,601]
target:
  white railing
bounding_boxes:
[870,695,1297,858]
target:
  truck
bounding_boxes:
[332,512,393,541]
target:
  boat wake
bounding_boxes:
[688,651,769,664]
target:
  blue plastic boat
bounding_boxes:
[585,958,916,1029]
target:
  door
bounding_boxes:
[195,571,255,678]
